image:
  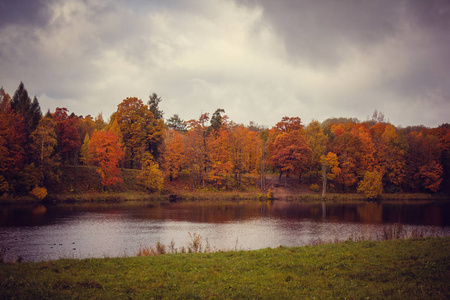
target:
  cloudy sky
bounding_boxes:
[0,0,449,128]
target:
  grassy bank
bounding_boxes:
[1,237,449,299]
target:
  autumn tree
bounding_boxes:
[228,124,253,189]
[404,130,442,192]
[80,133,92,165]
[321,117,359,136]
[306,120,327,182]
[53,107,81,164]
[78,115,96,144]
[335,154,358,192]
[350,123,376,176]
[88,129,125,187]
[206,126,232,188]
[320,152,340,197]
[436,124,450,193]
[258,130,269,190]
[419,160,443,192]
[94,113,107,131]
[357,170,383,199]
[0,88,26,193]
[184,113,211,187]
[371,123,406,191]
[161,129,186,181]
[30,115,61,186]
[329,122,369,191]
[111,97,164,168]
[268,117,312,184]
[138,152,164,192]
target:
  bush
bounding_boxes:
[29,186,48,200]
[309,184,320,192]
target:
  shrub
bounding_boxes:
[309,184,320,192]
[29,186,48,200]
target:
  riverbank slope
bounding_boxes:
[1,237,448,299]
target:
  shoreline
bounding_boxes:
[1,190,449,205]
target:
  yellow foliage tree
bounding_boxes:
[138,152,164,192]
[357,171,383,199]
[320,152,340,197]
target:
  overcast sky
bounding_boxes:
[0,0,449,128]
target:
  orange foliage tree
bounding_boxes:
[371,123,406,191]
[88,129,125,187]
[111,97,164,169]
[161,129,186,181]
[184,113,211,187]
[207,126,232,188]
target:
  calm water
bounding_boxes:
[1,200,449,262]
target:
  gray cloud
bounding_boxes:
[240,0,401,67]
[239,0,450,126]
[0,0,449,128]
[0,0,49,27]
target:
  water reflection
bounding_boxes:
[0,200,449,262]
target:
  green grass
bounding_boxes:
[1,237,449,299]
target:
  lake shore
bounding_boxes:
[2,166,448,204]
[1,237,448,299]
[1,190,449,205]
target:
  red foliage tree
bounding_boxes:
[268,117,312,183]
[0,90,26,192]
[53,107,81,164]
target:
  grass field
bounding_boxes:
[1,237,449,299]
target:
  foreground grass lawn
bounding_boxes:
[1,237,449,299]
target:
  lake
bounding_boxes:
[1,200,449,262]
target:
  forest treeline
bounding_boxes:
[1,82,449,199]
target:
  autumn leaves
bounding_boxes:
[1,82,449,198]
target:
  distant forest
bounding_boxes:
[1,82,449,199]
